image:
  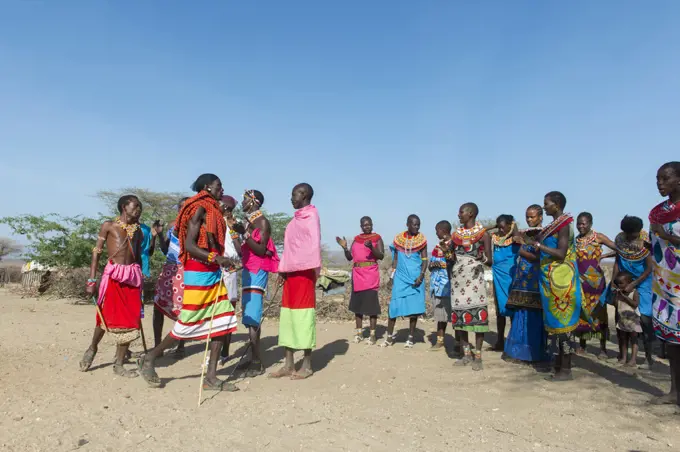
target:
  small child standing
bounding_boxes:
[613,271,642,368]
[429,221,454,351]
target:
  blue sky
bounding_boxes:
[1,1,679,248]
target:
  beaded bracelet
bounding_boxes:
[92,246,103,254]
[207,251,217,263]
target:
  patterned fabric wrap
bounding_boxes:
[539,221,584,335]
[170,258,237,341]
[574,241,606,334]
[175,191,226,265]
[153,262,185,321]
[507,244,542,310]
[450,237,489,331]
[649,200,680,343]
[429,245,451,298]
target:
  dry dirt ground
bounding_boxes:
[1,288,679,452]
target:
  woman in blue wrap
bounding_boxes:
[491,214,520,351]
[381,214,428,349]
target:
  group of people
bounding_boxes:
[79,175,322,391]
[77,161,680,408]
[337,162,680,403]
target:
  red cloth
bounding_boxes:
[175,191,226,264]
[96,278,142,330]
[281,270,317,310]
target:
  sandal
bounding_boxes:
[379,335,396,348]
[113,363,139,378]
[202,379,239,392]
[472,353,483,371]
[167,348,186,359]
[404,335,415,349]
[137,355,162,388]
[366,334,377,346]
[290,368,313,380]
[243,361,265,378]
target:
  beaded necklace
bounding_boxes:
[115,217,139,240]
[393,232,427,256]
[452,222,486,251]
[492,222,516,247]
[538,213,572,241]
[247,210,263,224]
[615,231,650,261]
[576,229,598,251]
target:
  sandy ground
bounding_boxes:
[1,288,679,452]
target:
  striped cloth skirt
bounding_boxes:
[170,259,238,341]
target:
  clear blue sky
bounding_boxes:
[1,1,679,247]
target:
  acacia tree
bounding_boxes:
[0,215,105,268]
[0,237,22,262]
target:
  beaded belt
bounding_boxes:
[354,262,377,268]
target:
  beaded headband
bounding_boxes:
[244,190,261,206]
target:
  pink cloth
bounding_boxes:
[242,228,280,273]
[97,262,143,306]
[351,238,380,291]
[278,204,322,274]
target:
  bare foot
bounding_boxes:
[267,366,294,379]
[574,348,586,356]
[113,364,139,378]
[290,368,313,380]
[79,347,97,372]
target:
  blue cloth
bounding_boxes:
[492,244,519,316]
[599,256,653,316]
[619,256,653,317]
[164,226,180,264]
[429,255,450,297]
[504,308,550,362]
[140,224,152,278]
[389,246,426,318]
[242,269,268,327]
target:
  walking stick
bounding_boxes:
[139,319,148,354]
[198,276,226,407]
[91,296,109,333]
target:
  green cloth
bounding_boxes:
[454,325,490,333]
[278,307,316,350]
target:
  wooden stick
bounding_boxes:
[139,319,148,354]
[198,277,225,407]
[91,296,109,333]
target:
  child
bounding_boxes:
[429,220,454,351]
[613,271,641,368]
[608,215,654,369]
[449,203,493,370]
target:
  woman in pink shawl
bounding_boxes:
[336,216,384,345]
[269,183,322,380]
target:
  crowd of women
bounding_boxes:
[337,161,680,397]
